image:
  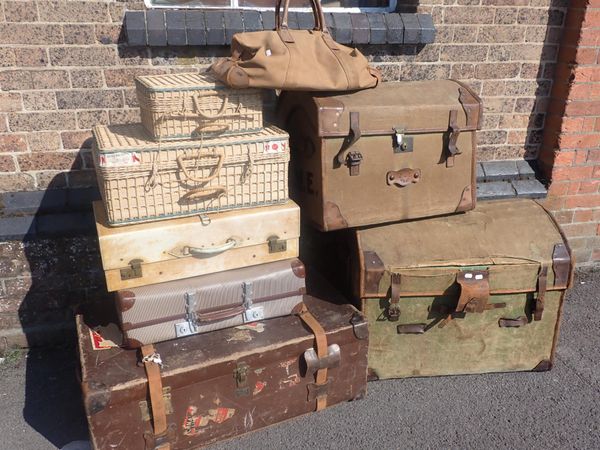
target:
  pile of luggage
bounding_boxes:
[78,1,575,448]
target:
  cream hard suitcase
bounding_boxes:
[92,124,289,226]
[136,72,263,141]
[93,200,300,291]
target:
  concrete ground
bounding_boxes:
[1,269,599,450]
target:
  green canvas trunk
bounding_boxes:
[345,199,573,379]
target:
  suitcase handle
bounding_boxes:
[196,304,246,323]
[180,186,227,203]
[386,168,421,187]
[191,93,231,120]
[177,149,224,183]
[498,316,529,328]
[184,238,237,256]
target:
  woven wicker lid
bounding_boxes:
[135,72,232,92]
[92,123,288,152]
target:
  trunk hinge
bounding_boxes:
[387,273,401,321]
[242,281,264,322]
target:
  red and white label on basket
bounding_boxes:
[98,152,141,167]
[263,140,287,154]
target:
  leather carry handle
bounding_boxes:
[180,185,227,203]
[387,168,421,187]
[184,238,237,257]
[276,0,325,33]
[498,316,529,328]
[197,304,246,323]
[397,323,426,334]
[177,150,224,183]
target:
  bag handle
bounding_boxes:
[275,0,332,44]
[177,149,224,183]
[179,185,227,203]
[191,94,229,120]
[196,304,246,323]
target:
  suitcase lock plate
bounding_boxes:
[175,291,199,337]
[120,259,143,281]
[243,281,264,322]
[393,129,413,153]
[346,151,363,176]
[234,361,250,397]
[268,235,287,253]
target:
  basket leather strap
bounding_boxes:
[534,265,548,321]
[297,304,329,412]
[141,345,170,450]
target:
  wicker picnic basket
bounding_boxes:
[92,123,289,226]
[135,72,263,141]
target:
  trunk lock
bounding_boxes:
[120,259,143,281]
[393,128,413,153]
[268,235,287,253]
[346,151,363,176]
[234,362,250,397]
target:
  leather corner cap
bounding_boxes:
[82,381,111,415]
[533,359,553,372]
[291,259,306,278]
[116,291,136,312]
[323,201,348,231]
[227,66,250,89]
[455,185,474,213]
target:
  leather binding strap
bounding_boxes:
[141,345,170,450]
[297,304,329,411]
[388,273,401,321]
[534,265,548,321]
[335,111,362,167]
[446,110,461,168]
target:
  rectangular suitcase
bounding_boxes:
[93,200,300,291]
[339,199,573,379]
[92,124,289,226]
[136,72,263,141]
[78,295,368,450]
[277,80,481,231]
[116,258,307,348]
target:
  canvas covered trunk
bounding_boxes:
[78,295,369,450]
[92,124,289,226]
[116,258,307,348]
[343,199,573,379]
[136,72,263,141]
[93,200,300,291]
[277,80,481,231]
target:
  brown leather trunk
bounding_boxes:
[78,295,368,450]
[277,80,482,231]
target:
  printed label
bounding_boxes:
[98,152,141,167]
[264,140,287,154]
[89,329,119,350]
[183,406,235,436]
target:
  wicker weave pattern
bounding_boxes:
[93,124,289,226]
[136,72,263,141]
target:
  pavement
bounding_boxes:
[1,268,599,450]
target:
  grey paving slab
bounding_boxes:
[385,13,404,44]
[512,178,548,199]
[517,159,537,179]
[417,13,436,44]
[351,13,370,44]
[166,10,187,46]
[146,10,167,47]
[3,271,598,450]
[124,11,146,46]
[0,215,36,239]
[367,13,386,45]
[261,11,276,31]
[481,160,519,181]
[242,10,262,32]
[476,162,485,182]
[401,13,421,44]
[476,180,516,200]
[205,11,225,46]
[224,10,243,44]
[332,13,352,44]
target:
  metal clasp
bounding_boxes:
[175,291,199,337]
[393,128,413,153]
[268,235,287,253]
[242,281,264,322]
[234,361,250,397]
[120,259,143,281]
[304,344,341,375]
[346,151,363,176]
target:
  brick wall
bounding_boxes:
[0,0,590,348]
[540,0,600,266]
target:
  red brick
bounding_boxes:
[573,209,593,223]
[553,209,574,225]
[553,151,575,167]
[579,180,600,194]
[552,166,594,181]
[562,117,584,133]
[565,100,600,117]
[561,222,599,238]
[576,150,589,165]
[547,181,569,196]
[588,150,600,162]
[565,194,600,209]
[61,131,93,150]
[17,151,82,171]
[0,134,27,152]
[559,133,600,149]
[568,182,581,195]
[0,155,16,172]
[592,248,600,261]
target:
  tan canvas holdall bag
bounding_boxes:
[210,0,380,91]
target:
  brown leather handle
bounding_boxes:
[397,323,426,334]
[276,0,328,35]
[386,168,421,187]
[180,186,227,203]
[196,305,246,323]
[498,316,529,328]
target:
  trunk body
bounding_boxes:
[347,199,573,379]
[94,200,300,291]
[79,296,369,450]
[277,80,481,231]
[136,72,263,141]
[92,124,289,226]
[117,259,307,348]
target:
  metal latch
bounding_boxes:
[175,292,199,337]
[304,344,341,374]
[393,128,413,153]
[234,361,250,397]
[242,281,264,322]
[120,259,143,281]
[139,387,173,421]
[346,151,363,176]
[268,235,287,253]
